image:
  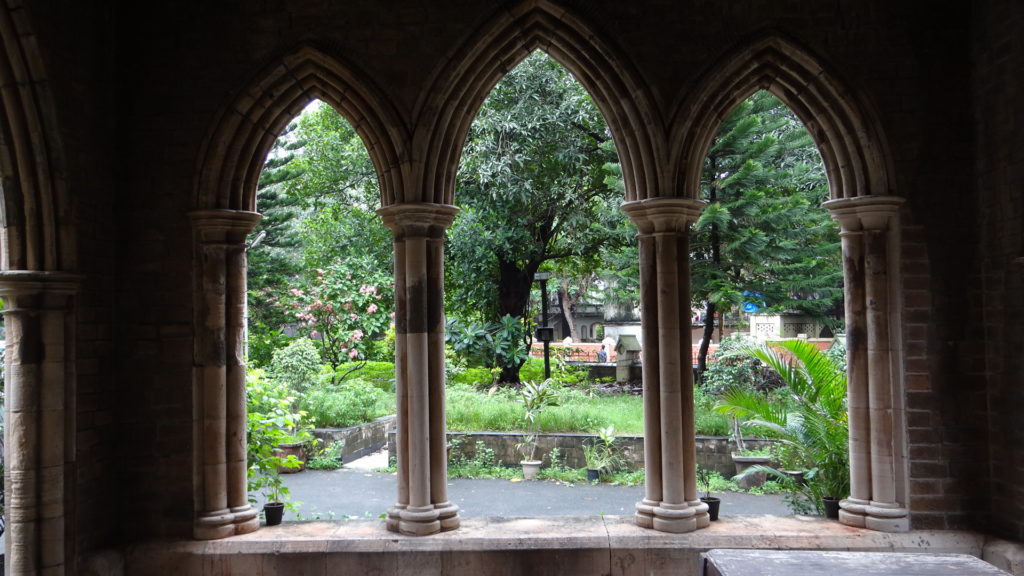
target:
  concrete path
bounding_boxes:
[280,449,793,521]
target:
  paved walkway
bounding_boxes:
[279,449,792,521]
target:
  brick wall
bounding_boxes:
[974,0,1024,542]
[34,0,1005,549]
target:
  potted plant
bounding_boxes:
[714,338,850,517]
[516,380,557,480]
[697,467,721,521]
[581,426,621,482]
[246,369,305,524]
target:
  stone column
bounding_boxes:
[622,197,708,533]
[190,210,262,540]
[825,196,909,532]
[379,203,460,536]
[0,271,79,576]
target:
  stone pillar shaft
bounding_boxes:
[622,197,708,534]
[379,203,460,536]
[0,271,79,576]
[635,233,661,528]
[190,210,261,540]
[825,196,909,533]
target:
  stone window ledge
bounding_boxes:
[124,515,1018,575]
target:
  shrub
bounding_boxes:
[268,338,322,393]
[300,378,393,428]
[246,369,311,507]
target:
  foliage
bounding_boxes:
[693,90,842,375]
[268,338,322,393]
[299,378,394,429]
[581,425,623,476]
[446,383,666,436]
[278,262,393,368]
[445,314,529,379]
[305,440,346,469]
[714,339,849,515]
[249,101,394,367]
[515,380,558,461]
[697,467,715,499]
[700,333,783,394]
[448,50,626,383]
[321,360,396,392]
[246,369,312,507]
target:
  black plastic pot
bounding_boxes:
[264,502,285,526]
[586,468,600,482]
[701,497,721,521]
[822,497,841,519]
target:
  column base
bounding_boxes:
[399,505,441,536]
[435,501,461,532]
[652,502,698,534]
[864,502,910,532]
[839,497,869,528]
[634,498,658,529]
[386,505,405,533]
[232,505,260,535]
[690,499,710,529]
[194,509,235,540]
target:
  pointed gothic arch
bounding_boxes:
[413,0,667,205]
[672,32,895,201]
[195,44,409,212]
[0,1,81,572]
[0,1,71,271]
[189,45,411,539]
[673,33,911,532]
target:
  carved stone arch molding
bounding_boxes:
[378,0,684,536]
[673,32,910,532]
[0,1,81,574]
[190,44,410,540]
[671,32,896,202]
[412,0,669,206]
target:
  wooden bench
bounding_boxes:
[702,549,1011,576]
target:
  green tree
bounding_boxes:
[448,51,625,383]
[693,91,841,376]
[249,102,395,365]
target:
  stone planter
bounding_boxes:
[521,460,542,480]
[274,442,308,474]
[731,452,771,489]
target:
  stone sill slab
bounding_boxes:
[124,515,1023,576]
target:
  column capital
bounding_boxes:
[0,270,81,298]
[189,209,262,244]
[377,202,459,239]
[823,195,904,232]
[621,197,705,235]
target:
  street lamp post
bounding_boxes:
[534,272,553,380]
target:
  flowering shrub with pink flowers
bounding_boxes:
[279,262,393,367]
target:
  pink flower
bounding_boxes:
[367,303,378,314]
[352,330,364,341]
[310,330,320,339]
[350,313,358,321]
[349,349,359,359]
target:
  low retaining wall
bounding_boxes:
[387,430,773,477]
[313,415,396,464]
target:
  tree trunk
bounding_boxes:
[496,258,539,384]
[559,281,579,342]
[697,300,716,380]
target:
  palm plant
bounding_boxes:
[714,338,849,515]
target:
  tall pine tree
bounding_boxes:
[693,91,842,376]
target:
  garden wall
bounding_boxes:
[387,430,774,478]
[313,415,396,464]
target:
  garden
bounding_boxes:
[243,50,849,524]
